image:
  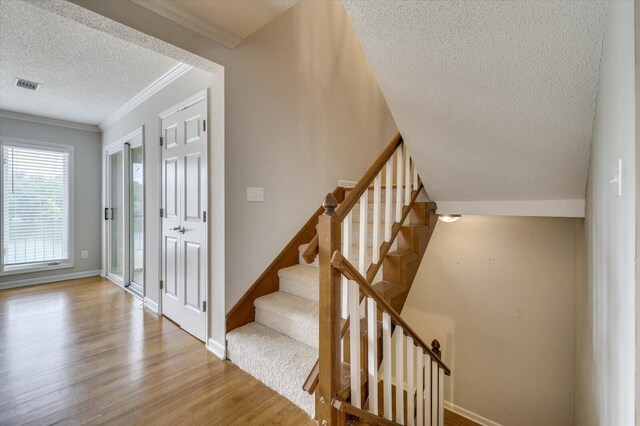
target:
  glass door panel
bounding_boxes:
[108,151,124,280]
[129,145,144,292]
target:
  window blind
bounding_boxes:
[2,144,70,268]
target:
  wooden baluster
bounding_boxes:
[438,368,444,426]
[395,327,405,425]
[416,349,424,426]
[382,312,393,420]
[342,211,351,319]
[351,194,366,410]
[317,193,342,426]
[395,146,403,222]
[404,145,411,206]
[372,173,381,264]
[424,354,431,425]
[431,360,438,426]
[407,337,415,426]
[367,298,378,415]
[384,157,393,242]
[359,191,368,274]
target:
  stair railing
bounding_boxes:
[312,133,451,426]
[331,251,450,425]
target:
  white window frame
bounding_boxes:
[0,136,74,275]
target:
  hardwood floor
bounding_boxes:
[0,276,477,426]
[0,277,313,425]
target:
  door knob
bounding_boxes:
[171,225,186,234]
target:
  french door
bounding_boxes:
[161,99,207,341]
[105,130,144,297]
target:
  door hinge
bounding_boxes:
[203,211,207,222]
[202,301,207,312]
[160,208,164,218]
[203,120,206,131]
[159,136,163,147]
[160,280,164,290]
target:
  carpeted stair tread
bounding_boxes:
[255,291,318,348]
[226,322,317,416]
[279,264,319,302]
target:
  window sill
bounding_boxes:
[0,262,75,276]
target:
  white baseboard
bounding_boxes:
[387,377,502,426]
[207,337,226,360]
[445,401,502,426]
[143,297,159,314]
[0,270,101,290]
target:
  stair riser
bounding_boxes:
[279,275,319,302]
[349,224,385,244]
[255,307,319,349]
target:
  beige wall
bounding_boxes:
[215,1,397,310]
[402,216,580,426]
[576,1,637,425]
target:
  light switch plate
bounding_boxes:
[81,250,88,259]
[247,187,264,202]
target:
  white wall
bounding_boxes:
[402,216,579,426]
[0,116,102,287]
[575,1,637,425]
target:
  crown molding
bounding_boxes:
[130,0,241,49]
[0,110,101,133]
[99,62,193,131]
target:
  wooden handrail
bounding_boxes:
[332,398,402,426]
[334,133,402,221]
[303,185,426,395]
[302,181,423,266]
[301,133,402,265]
[331,250,451,375]
[301,234,319,264]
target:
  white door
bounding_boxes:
[161,99,208,341]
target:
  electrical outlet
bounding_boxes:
[247,187,264,202]
[81,250,88,259]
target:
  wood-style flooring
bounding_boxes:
[0,277,312,425]
[0,276,477,426]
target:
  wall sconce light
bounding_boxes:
[438,214,461,223]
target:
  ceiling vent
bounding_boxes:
[14,78,41,91]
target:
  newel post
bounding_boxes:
[431,339,442,359]
[317,193,343,426]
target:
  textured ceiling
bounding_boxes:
[131,0,298,48]
[0,0,179,125]
[343,1,607,214]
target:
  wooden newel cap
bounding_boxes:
[431,339,441,358]
[322,193,338,215]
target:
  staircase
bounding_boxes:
[226,134,449,425]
